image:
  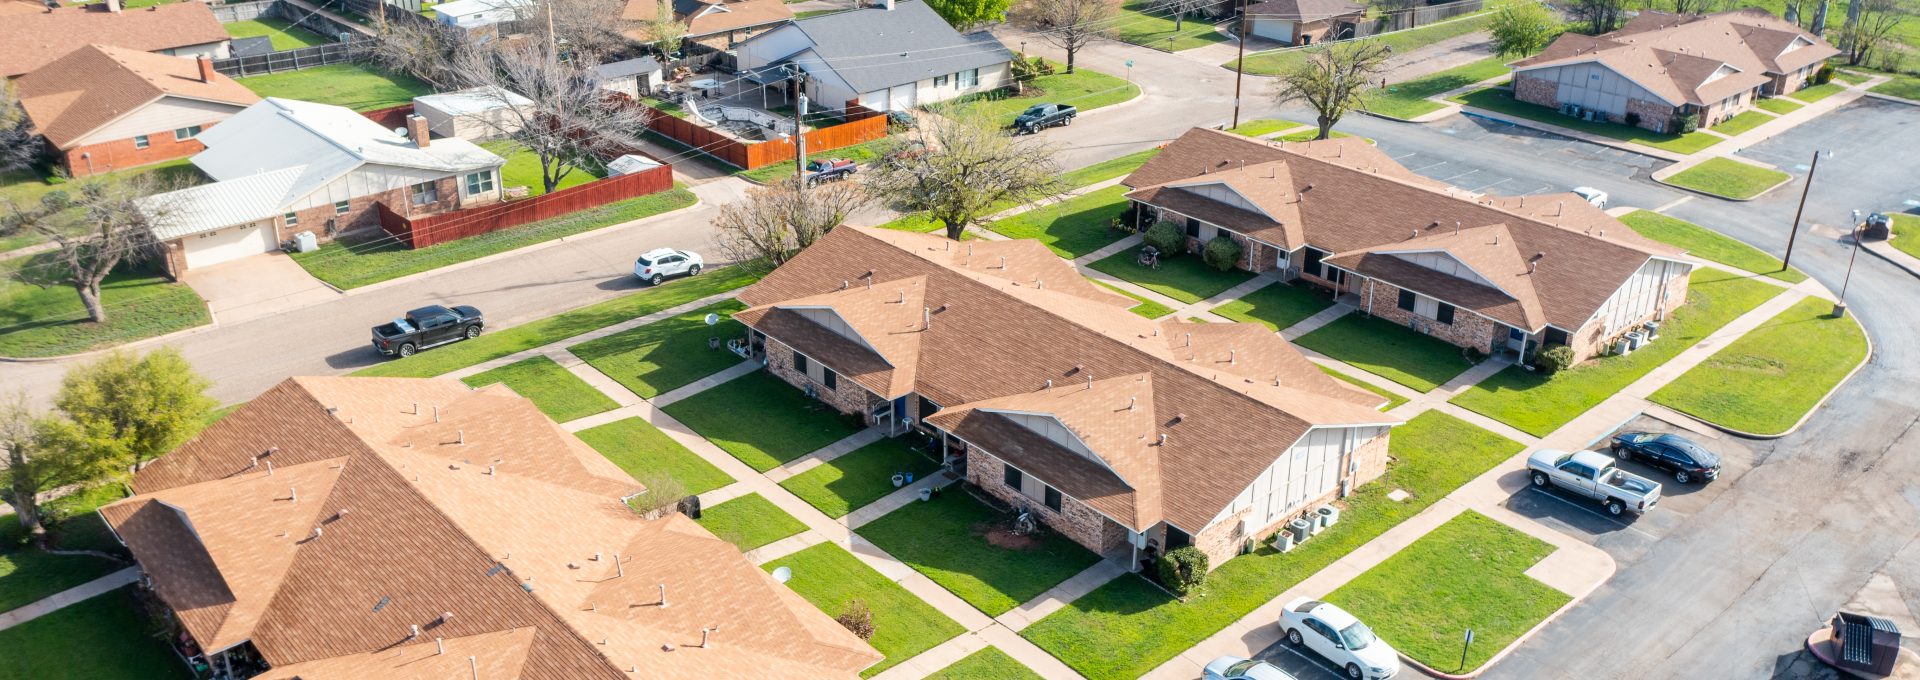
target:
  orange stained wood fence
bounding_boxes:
[376,164,674,249]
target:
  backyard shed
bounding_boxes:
[606,154,665,176]
[412,86,535,140]
[433,0,535,29]
[591,56,664,98]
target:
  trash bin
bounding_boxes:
[1864,213,1893,241]
[917,487,933,502]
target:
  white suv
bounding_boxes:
[634,248,703,285]
[1278,598,1400,679]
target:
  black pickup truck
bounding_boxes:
[1013,103,1076,135]
[372,305,484,358]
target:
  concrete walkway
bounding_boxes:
[0,567,138,632]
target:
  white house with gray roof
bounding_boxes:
[733,0,1013,112]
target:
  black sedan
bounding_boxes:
[1609,432,1721,484]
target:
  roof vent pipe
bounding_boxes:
[436,637,444,655]
[923,307,930,330]
[1454,220,1461,235]
[1159,434,1168,445]
[897,290,905,304]
[458,430,465,445]
[470,655,478,680]
[999,255,1007,269]
[410,624,420,639]
[433,405,440,422]
[267,460,275,475]
[657,583,668,607]
[1230,348,1237,364]
[413,402,419,415]
[615,554,624,578]
[1185,332,1192,347]
[1127,397,1136,411]
[290,486,297,502]
[701,626,718,648]
[1086,373,1094,389]
[486,465,494,475]
[312,525,322,539]
[1494,234,1500,245]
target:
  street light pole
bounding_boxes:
[1232,0,1249,129]
[1836,209,1864,318]
[1781,149,1825,271]
[794,94,809,188]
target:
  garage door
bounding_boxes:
[859,90,887,111]
[1250,18,1295,43]
[184,221,275,269]
[888,85,916,112]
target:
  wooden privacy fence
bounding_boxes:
[360,104,418,130]
[212,42,362,77]
[376,164,675,249]
[632,98,888,171]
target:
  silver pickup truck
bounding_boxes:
[1526,449,1662,517]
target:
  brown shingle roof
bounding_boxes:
[1513,9,1838,106]
[622,0,792,39]
[736,227,1393,532]
[1124,128,1684,332]
[105,377,880,679]
[0,2,229,78]
[15,44,258,150]
[1243,0,1364,20]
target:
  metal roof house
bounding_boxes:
[733,0,1014,112]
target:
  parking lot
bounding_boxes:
[1342,113,1683,212]
[1247,634,1363,680]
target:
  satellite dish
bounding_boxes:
[771,566,792,584]
[704,313,720,326]
[393,126,410,138]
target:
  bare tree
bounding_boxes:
[625,0,688,57]
[865,113,1062,241]
[3,173,179,323]
[1270,41,1391,141]
[1668,0,1720,16]
[1008,0,1116,74]
[626,468,687,518]
[0,82,43,173]
[1812,0,1830,34]
[715,180,870,269]
[454,42,655,193]
[1837,0,1913,65]
[0,396,114,549]
[1570,0,1628,33]
[1150,0,1216,32]
[539,0,632,66]
[363,18,476,91]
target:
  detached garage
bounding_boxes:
[412,87,535,141]
[141,167,303,277]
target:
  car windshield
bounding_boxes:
[1226,660,1261,675]
[1340,622,1375,650]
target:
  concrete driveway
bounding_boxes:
[181,252,339,326]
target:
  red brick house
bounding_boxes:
[733,227,1403,570]
[15,45,259,178]
[1243,0,1365,46]
[0,0,231,78]
[1122,128,1696,364]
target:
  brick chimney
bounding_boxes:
[408,115,430,148]
[196,55,215,83]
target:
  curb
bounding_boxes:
[1862,240,1920,279]
[1400,544,1615,679]
[0,312,221,364]
[1650,301,1875,440]
[1863,91,1920,107]
[1454,107,1686,162]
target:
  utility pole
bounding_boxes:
[1836,209,1863,318]
[1232,0,1249,129]
[546,1,558,57]
[794,94,809,188]
[1781,149,1822,272]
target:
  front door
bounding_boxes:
[892,397,908,431]
[1506,327,1527,353]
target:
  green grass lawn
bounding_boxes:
[481,141,603,196]
[1094,280,1177,319]
[1059,148,1160,187]
[290,187,697,289]
[1366,57,1509,120]
[1618,210,1805,283]
[575,417,734,495]
[0,261,209,358]
[1651,296,1867,435]
[222,18,328,51]
[779,438,940,518]
[570,300,746,399]
[1295,314,1478,393]
[1450,269,1784,437]
[662,371,863,472]
[237,63,433,112]
[1755,97,1804,114]
[859,491,1101,616]
[694,493,808,551]
[0,549,123,614]
[1231,13,1496,75]
[987,185,1130,258]
[1331,510,1567,673]
[1789,82,1845,102]
[1226,118,1304,137]
[0,586,191,680]
[737,137,890,184]
[874,213,948,233]
[1870,71,1920,99]
[1664,157,1791,200]
[1210,281,1333,331]
[767,543,965,677]
[1450,88,1724,155]
[1709,110,1774,136]
[1833,69,1872,85]
[458,355,616,422]
[1887,214,1920,261]
[1114,3,1231,51]
[1277,128,1359,142]
[0,484,131,616]
[1023,411,1524,679]
[1087,251,1254,304]
[355,265,757,378]
[1321,365,1409,411]
[927,647,1045,680]
[0,160,206,253]
[940,60,1139,128]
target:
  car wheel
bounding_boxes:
[465,325,482,340]
[1345,663,1364,679]
[689,264,702,277]
[1676,470,1691,484]
[1606,499,1625,516]
[1531,471,1548,487]
[1616,447,1631,462]
[1287,628,1304,646]
[398,343,417,358]
[650,274,664,286]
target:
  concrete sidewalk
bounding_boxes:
[0,567,138,632]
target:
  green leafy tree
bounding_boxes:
[55,348,216,474]
[1489,1,1561,58]
[0,396,115,549]
[1270,41,1393,141]
[865,112,1062,241]
[927,0,1011,32]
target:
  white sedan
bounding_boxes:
[1278,598,1400,680]
[1203,655,1299,680]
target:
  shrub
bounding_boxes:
[1032,56,1055,76]
[1669,112,1700,134]
[1623,111,1641,128]
[1202,236,1243,271]
[1534,344,1576,375]
[1814,63,1835,85]
[836,600,875,640]
[1143,220,1187,256]
[1156,546,1209,596]
[1009,52,1037,83]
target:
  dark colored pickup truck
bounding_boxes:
[372,305,484,358]
[805,158,857,185]
[1013,103,1076,135]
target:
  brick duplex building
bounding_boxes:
[1123,128,1696,364]
[14,45,259,178]
[733,227,1402,570]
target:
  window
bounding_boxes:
[1043,485,1061,512]
[283,212,299,227]
[1397,289,1416,312]
[934,74,949,88]
[918,395,941,419]
[958,68,978,88]
[1544,327,1570,346]
[1185,217,1200,238]
[410,181,439,206]
[794,353,808,373]
[133,135,150,149]
[1435,302,1455,325]
[1003,465,1022,490]
[332,200,350,216]
[465,170,495,195]
[822,368,838,391]
[173,125,202,141]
